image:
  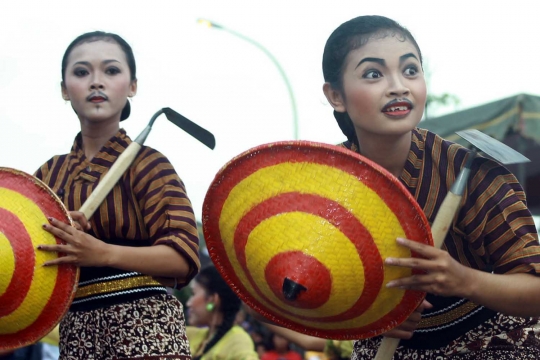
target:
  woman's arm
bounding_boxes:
[263,323,326,352]
[386,238,540,317]
[40,217,191,279]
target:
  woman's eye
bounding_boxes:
[363,70,382,79]
[106,67,120,75]
[404,66,418,76]
[73,68,88,77]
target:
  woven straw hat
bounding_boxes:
[0,168,78,351]
[203,141,433,340]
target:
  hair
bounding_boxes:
[322,15,423,146]
[193,266,242,360]
[61,31,137,121]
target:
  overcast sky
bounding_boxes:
[1,1,539,219]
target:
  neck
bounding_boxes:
[355,130,413,178]
[79,119,120,161]
[207,311,225,337]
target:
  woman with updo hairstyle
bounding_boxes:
[321,15,540,359]
[36,31,200,359]
[186,266,258,360]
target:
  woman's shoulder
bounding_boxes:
[186,326,208,344]
[217,326,258,358]
[34,153,70,180]
[414,127,468,155]
[130,144,180,180]
[223,325,255,342]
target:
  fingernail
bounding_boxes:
[397,238,406,244]
[386,281,396,288]
[385,258,395,264]
[42,224,47,229]
[37,245,42,249]
[48,217,54,222]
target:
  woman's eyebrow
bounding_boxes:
[355,53,419,70]
[102,59,121,64]
[71,59,120,67]
[400,53,418,63]
[355,57,385,69]
[73,61,92,67]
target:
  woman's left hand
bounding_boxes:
[38,217,111,267]
[384,238,476,298]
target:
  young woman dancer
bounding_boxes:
[322,15,540,359]
[37,31,200,359]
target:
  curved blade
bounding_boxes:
[456,129,530,165]
[162,107,216,149]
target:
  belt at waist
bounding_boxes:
[70,269,167,312]
[401,295,497,349]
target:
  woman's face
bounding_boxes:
[186,281,213,327]
[328,34,426,138]
[62,40,136,123]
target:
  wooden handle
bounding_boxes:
[429,192,462,248]
[374,191,463,359]
[374,337,400,360]
[78,142,142,220]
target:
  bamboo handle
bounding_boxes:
[429,192,463,248]
[374,337,400,360]
[374,191,464,359]
[78,142,142,220]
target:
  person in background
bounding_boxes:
[186,266,259,360]
[261,322,353,360]
[260,333,303,360]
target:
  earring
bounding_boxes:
[206,303,215,312]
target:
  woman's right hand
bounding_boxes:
[382,299,432,339]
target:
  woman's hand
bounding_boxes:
[384,238,476,298]
[38,217,111,267]
[382,299,432,339]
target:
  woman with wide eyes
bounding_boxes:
[36,31,200,359]
[320,15,540,359]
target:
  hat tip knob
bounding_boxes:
[282,277,307,301]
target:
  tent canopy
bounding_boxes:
[421,93,540,210]
[421,93,540,146]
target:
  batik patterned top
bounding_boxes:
[35,129,200,311]
[341,128,540,355]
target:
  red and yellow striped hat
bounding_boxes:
[203,141,433,340]
[0,168,78,351]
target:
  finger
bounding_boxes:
[395,237,439,258]
[70,211,91,231]
[385,256,434,270]
[405,311,422,323]
[43,256,78,266]
[396,319,420,332]
[386,273,436,289]
[42,223,73,242]
[47,217,76,235]
[37,244,71,253]
[419,299,433,311]
[72,222,83,231]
